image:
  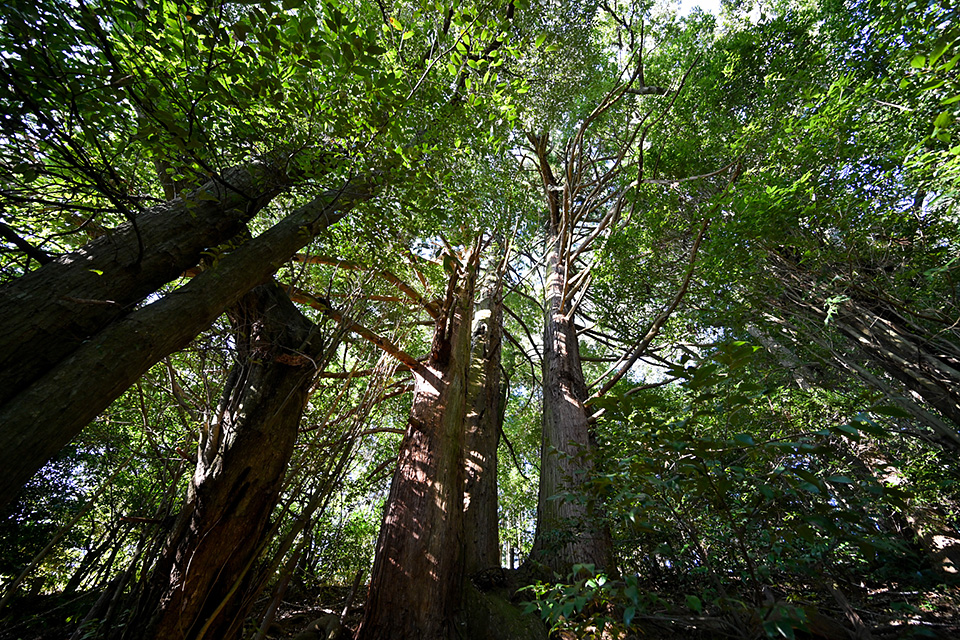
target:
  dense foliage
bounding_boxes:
[1,0,958,638]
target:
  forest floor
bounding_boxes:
[207,575,960,639]
[1,577,959,639]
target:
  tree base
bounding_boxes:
[455,581,547,640]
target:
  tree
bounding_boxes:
[463,255,507,576]
[0,0,394,508]
[358,247,479,640]
[130,281,329,640]
[4,1,960,639]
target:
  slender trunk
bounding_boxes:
[829,302,960,427]
[767,253,960,444]
[0,176,376,509]
[131,281,326,640]
[463,264,505,576]
[0,153,301,406]
[528,230,612,575]
[358,254,477,640]
[63,521,125,596]
[759,310,960,449]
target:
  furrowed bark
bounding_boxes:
[463,263,505,576]
[0,153,303,406]
[0,176,377,509]
[527,230,612,575]
[358,255,477,640]
[132,281,325,640]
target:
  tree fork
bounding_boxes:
[357,250,478,640]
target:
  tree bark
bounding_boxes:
[767,253,960,446]
[126,282,325,640]
[357,254,477,640]
[0,153,300,406]
[527,230,612,575]
[0,176,376,509]
[463,263,505,576]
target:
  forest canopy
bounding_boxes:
[0,0,959,638]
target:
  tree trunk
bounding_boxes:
[129,281,326,640]
[0,176,376,509]
[0,153,300,406]
[357,253,477,640]
[463,263,505,576]
[527,230,612,575]
[767,253,960,446]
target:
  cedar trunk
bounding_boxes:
[0,154,299,406]
[0,178,375,509]
[528,231,612,574]
[131,282,324,640]
[463,264,505,575]
[357,257,477,640]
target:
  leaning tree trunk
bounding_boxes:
[463,262,505,576]
[0,176,376,509]
[357,252,477,640]
[527,229,612,575]
[767,253,960,448]
[128,281,326,640]
[0,151,305,406]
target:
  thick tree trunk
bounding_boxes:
[527,231,612,575]
[0,177,376,509]
[0,153,300,406]
[357,255,477,640]
[463,264,505,576]
[129,282,325,640]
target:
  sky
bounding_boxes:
[679,0,723,16]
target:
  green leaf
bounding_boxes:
[535,33,547,48]
[764,618,796,639]
[934,111,953,128]
[941,52,960,72]
[910,54,926,68]
[686,595,702,613]
[624,605,636,626]
[870,405,912,419]
[826,475,853,484]
[929,38,953,65]
[733,433,755,446]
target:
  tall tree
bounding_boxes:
[358,248,479,640]
[128,281,330,640]
[463,255,507,576]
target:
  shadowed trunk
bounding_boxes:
[0,153,301,407]
[767,253,960,449]
[129,281,326,640]
[357,252,478,640]
[0,176,376,509]
[527,230,612,575]
[463,263,505,576]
